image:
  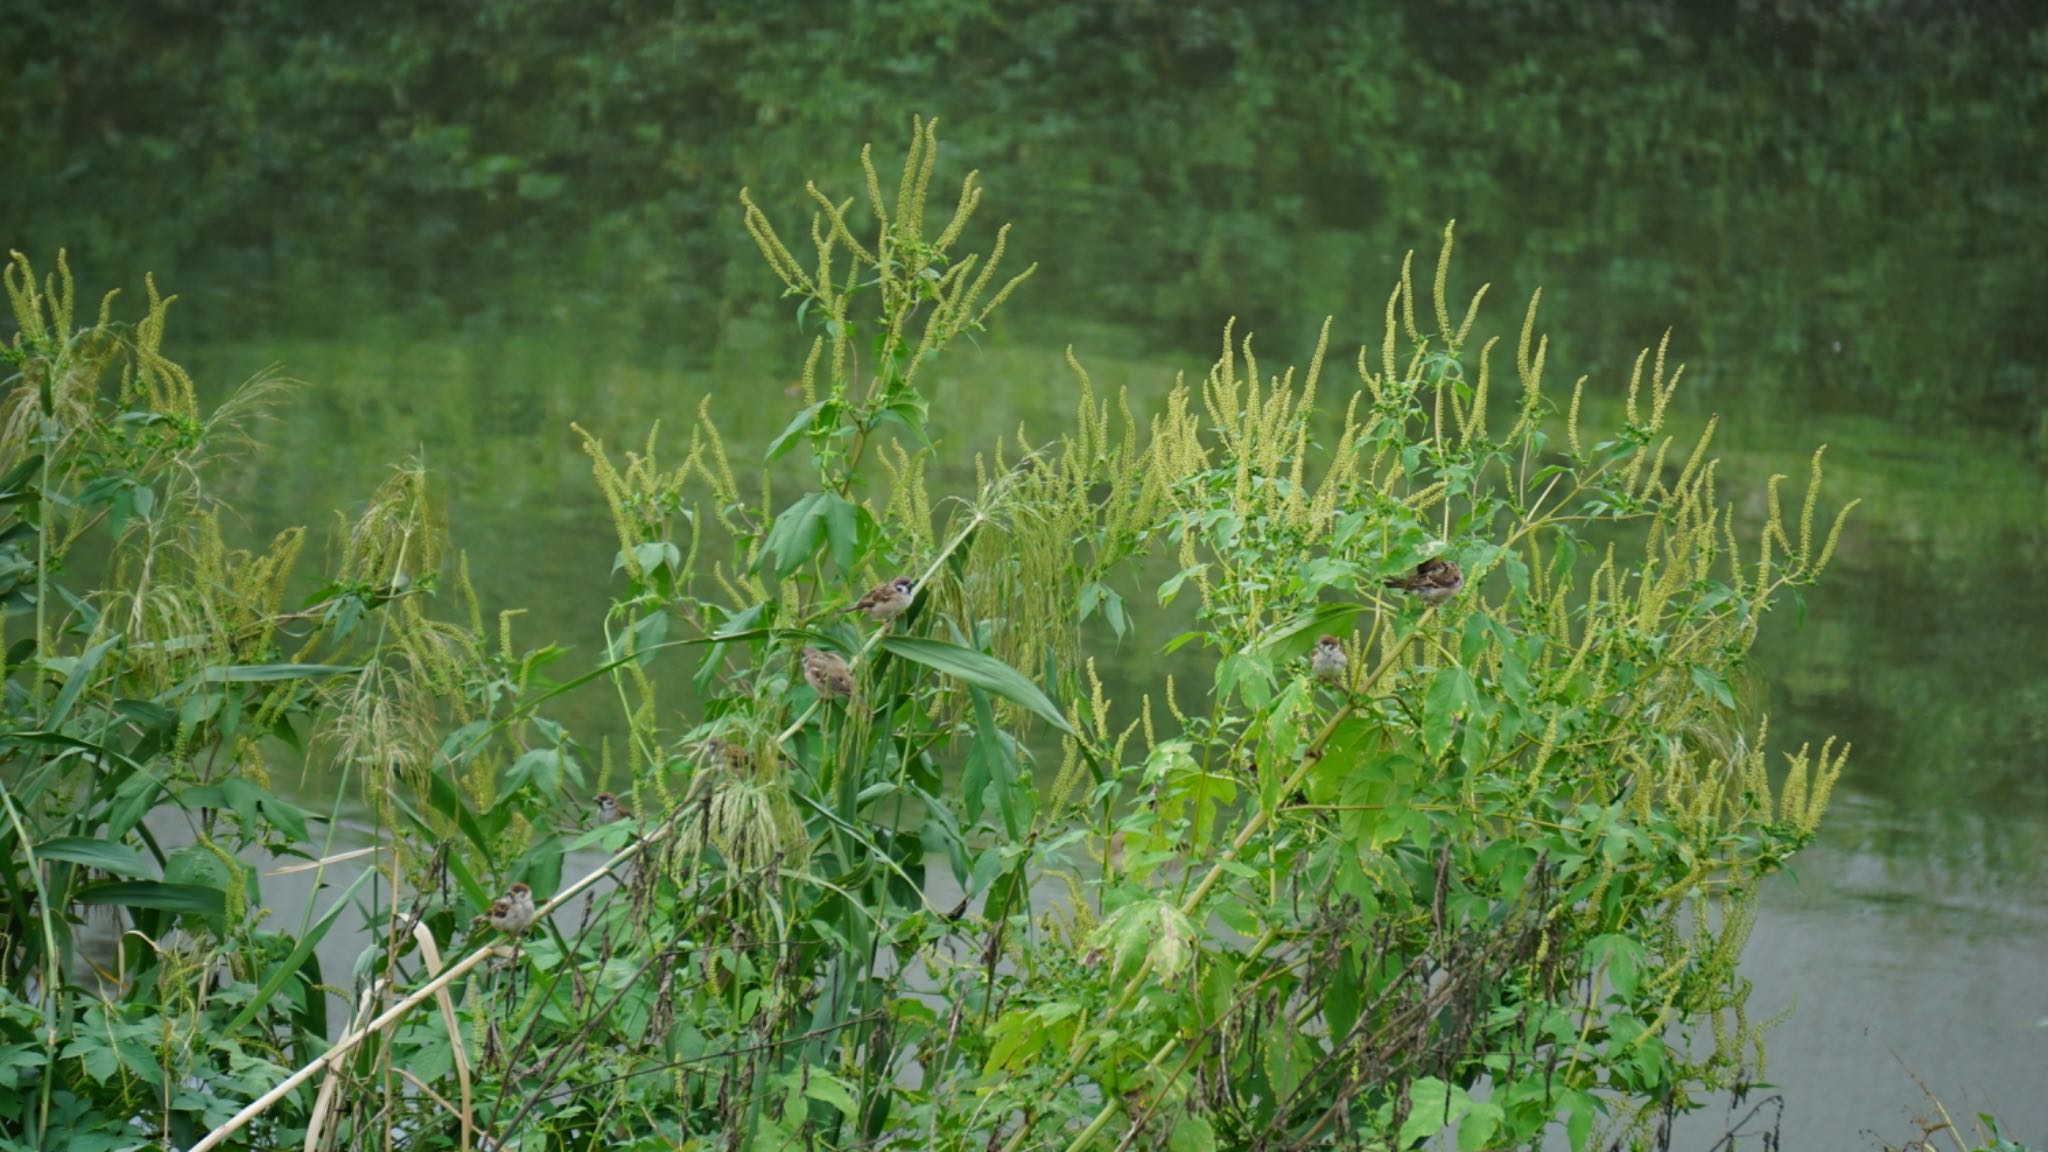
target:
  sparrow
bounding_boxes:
[701,737,753,773]
[1384,557,1463,605]
[592,792,632,825]
[801,646,856,702]
[478,883,539,936]
[1310,635,1348,683]
[849,577,916,623]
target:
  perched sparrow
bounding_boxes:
[849,577,916,623]
[592,792,632,825]
[1384,557,1463,605]
[1310,635,1348,683]
[701,737,754,773]
[481,883,539,936]
[800,646,856,701]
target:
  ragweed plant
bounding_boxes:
[2,123,1853,1152]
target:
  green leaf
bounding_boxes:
[199,663,362,683]
[1156,565,1204,606]
[1263,1035,1303,1110]
[1457,1101,1504,1151]
[221,777,312,842]
[765,401,824,463]
[1080,581,1128,639]
[221,867,374,1035]
[1254,601,1367,661]
[1424,666,1478,758]
[818,490,862,576]
[74,881,224,916]
[1563,1089,1601,1151]
[760,492,829,577]
[966,688,1028,838]
[1101,586,1127,638]
[801,1071,861,1120]
[513,835,565,899]
[0,453,44,502]
[1215,652,1275,710]
[33,837,150,877]
[505,747,570,799]
[1398,1077,1463,1148]
[628,541,680,580]
[879,637,1073,734]
[1168,1114,1217,1152]
[1587,933,1646,998]
[62,1035,119,1084]
[48,635,120,729]
[1690,665,1735,709]
[983,1008,1048,1072]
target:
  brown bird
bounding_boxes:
[801,646,856,701]
[1311,635,1348,683]
[479,882,539,936]
[701,737,754,773]
[592,792,632,825]
[1384,557,1463,605]
[849,577,916,623]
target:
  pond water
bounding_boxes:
[26,12,2048,1146]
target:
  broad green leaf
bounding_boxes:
[505,747,567,797]
[1690,664,1735,709]
[1101,586,1127,638]
[1457,1101,1504,1151]
[1587,933,1646,998]
[513,835,565,900]
[1196,954,1238,1032]
[1254,601,1367,661]
[164,843,251,913]
[1424,666,1478,758]
[1215,652,1276,710]
[760,492,829,576]
[0,453,44,501]
[1168,1114,1217,1152]
[879,637,1073,734]
[33,837,149,877]
[801,1070,861,1120]
[48,635,120,729]
[1398,1077,1464,1148]
[74,881,225,916]
[1263,1032,1303,1107]
[964,688,1032,834]
[221,776,312,842]
[983,1009,1048,1072]
[1156,565,1204,606]
[764,401,824,463]
[627,541,680,580]
[62,1035,120,1084]
[1563,1089,1601,1151]
[818,490,862,576]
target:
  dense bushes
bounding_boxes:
[1,125,1854,1149]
